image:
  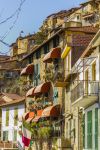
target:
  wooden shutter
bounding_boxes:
[92,62,96,81]
[87,111,92,148]
[14,108,18,126]
[6,108,9,126]
[95,108,98,149]
[13,130,17,141]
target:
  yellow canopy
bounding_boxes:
[61,45,71,59]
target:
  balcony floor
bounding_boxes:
[72,95,98,108]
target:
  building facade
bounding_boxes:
[0,93,25,148]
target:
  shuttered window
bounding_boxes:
[34,64,40,86]
[53,87,58,104]
[87,111,92,149]
[95,108,98,149]
[3,131,8,141]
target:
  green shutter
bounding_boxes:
[53,88,58,104]
[13,130,17,141]
[95,108,98,149]
[6,108,9,126]
[83,114,85,148]
[3,131,8,141]
[87,111,92,149]
[14,108,18,126]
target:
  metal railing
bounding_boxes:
[71,81,99,103]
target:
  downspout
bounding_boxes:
[98,45,100,150]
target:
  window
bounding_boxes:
[53,36,59,47]
[13,130,17,141]
[36,51,41,59]
[53,87,58,104]
[3,131,8,141]
[14,108,18,126]
[95,108,98,149]
[34,64,40,86]
[92,62,96,81]
[87,111,92,149]
[44,44,49,54]
[6,108,9,126]
[29,56,33,64]
[77,15,80,20]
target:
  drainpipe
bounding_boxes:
[98,45,100,150]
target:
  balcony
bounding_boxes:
[71,81,99,108]
[53,64,67,87]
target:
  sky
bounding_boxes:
[0,0,85,54]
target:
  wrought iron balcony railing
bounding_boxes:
[71,81,99,104]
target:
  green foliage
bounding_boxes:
[38,126,52,139]
[34,29,47,45]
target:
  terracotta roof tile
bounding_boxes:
[69,34,95,47]
[67,26,99,34]
[2,93,25,101]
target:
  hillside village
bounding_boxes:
[0,0,100,150]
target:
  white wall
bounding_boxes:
[1,104,25,144]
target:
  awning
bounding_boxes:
[26,112,35,123]
[20,64,34,76]
[26,87,36,97]
[42,104,60,117]
[61,45,71,59]
[22,112,35,121]
[22,112,29,120]
[43,47,61,63]
[34,82,51,95]
[32,109,43,123]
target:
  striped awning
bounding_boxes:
[34,82,51,95]
[42,104,60,117]
[26,87,36,97]
[20,64,34,76]
[32,109,43,123]
[43,47,61,63]
[26,112,35,123]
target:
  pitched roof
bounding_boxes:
[21,26,98,61]
[2,93,24,101]
[81,29,100,58]
[47,7,79,18]
[0,93,25,107]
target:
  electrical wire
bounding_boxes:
[0,0,26,26]
[0,0,27,55]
